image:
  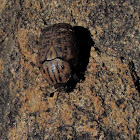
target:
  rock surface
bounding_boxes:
[0,0,139,139]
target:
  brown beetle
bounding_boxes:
[37,23,78,87]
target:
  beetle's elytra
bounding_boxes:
[37,23,78,86]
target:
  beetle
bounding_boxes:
[37,23,78,89]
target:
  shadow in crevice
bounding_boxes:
[66,26,94,92]
[128,61,140,93]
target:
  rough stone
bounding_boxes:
[0,0,139,139]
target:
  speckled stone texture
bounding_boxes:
[0,0,139,139]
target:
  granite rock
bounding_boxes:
[0,0,139,139]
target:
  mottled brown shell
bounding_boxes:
[37,23,77,86]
